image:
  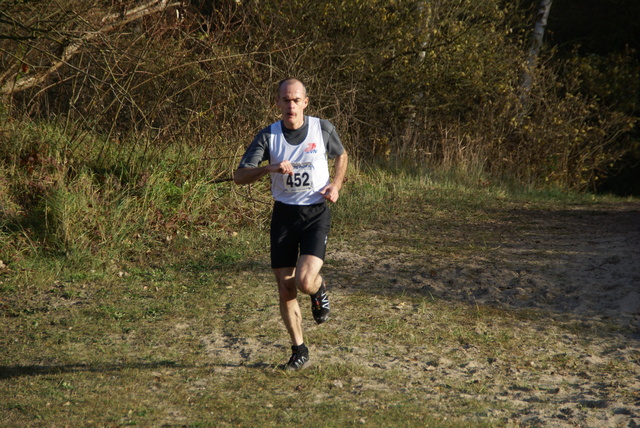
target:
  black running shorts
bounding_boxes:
[270,201,331,269]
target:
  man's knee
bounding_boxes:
[295,276,316,295]
[279,283,297,301]
[295,255,323,294]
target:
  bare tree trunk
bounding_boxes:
[520,0,553,103]
[0,0,181,95]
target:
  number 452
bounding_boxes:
[286,172,310,187]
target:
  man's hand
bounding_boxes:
[269,160,294,175]
[320,183,341,203]
[320,152,348,203]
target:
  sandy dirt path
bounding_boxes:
[323,201,640,426]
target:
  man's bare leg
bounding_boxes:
[274,267,303,346]
[273,255,324,344]
[275,255,329,370]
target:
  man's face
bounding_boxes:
[276,80,308,130]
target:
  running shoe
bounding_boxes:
[311,282,330,324]
[283,344,309,371]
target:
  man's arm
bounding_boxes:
[320,151,348,203]
[233,161,295,185]
[233,166,267,185]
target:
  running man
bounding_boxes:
[233,77,348,370]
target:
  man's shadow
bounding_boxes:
[0,360,271,380]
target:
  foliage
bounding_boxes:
[1,0,637,189]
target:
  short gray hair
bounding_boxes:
[277,78,307,98]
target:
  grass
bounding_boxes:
[1,269,635,427]
[2,292,489,425]
[2,125,640,426]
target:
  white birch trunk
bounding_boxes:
[521,0,553,102]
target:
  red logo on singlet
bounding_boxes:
[305,143,317,153]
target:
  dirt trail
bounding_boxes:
[332,203,640,327]
[323,202,640,426]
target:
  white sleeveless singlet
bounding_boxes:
[269,117,330,205]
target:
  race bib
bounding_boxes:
[282,162,314,193]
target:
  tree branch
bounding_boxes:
[0,0,181,95]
